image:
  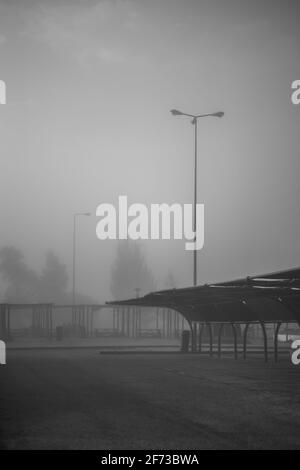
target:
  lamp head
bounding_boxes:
[170,109,183,116]
[212,111,224,118]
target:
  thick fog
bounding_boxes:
[0,0,300,303]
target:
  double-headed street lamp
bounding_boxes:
[170,109,224,286]
[72,212,91,305]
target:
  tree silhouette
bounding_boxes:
[40,251,69,302]
[0,247,72,303]
[0,246,40,302]
[165,270,176,289]
[110,241,155,300]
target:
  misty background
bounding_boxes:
[0,0,300,303]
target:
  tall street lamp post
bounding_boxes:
[170,109,224,286]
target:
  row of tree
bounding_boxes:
[0,247,69,303]
[0,242,175,303]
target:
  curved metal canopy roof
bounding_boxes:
[107,267,300,324]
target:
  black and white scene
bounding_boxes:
[0,0,300,453]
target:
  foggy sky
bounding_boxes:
[0,0,300,301]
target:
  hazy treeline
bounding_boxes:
[0,242,171,305]
[0,246,83,304]
[110,241,155,300]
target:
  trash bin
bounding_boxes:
[181,330,190,352]
[56,326,63,341]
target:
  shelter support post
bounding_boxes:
[274,322,282,363]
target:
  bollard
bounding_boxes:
[181,330,190,353]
